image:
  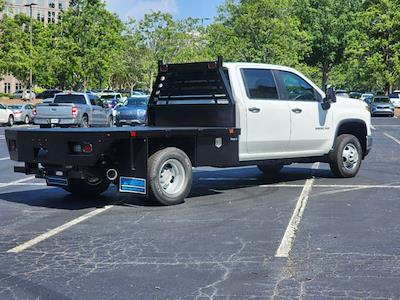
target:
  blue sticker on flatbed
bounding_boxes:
[119,177,146,194]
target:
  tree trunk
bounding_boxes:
[321,63,329,91]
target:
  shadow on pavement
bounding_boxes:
[0,166,334,210]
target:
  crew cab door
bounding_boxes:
[276,70,333,154]
[240,68,291,158]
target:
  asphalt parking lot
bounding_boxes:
[0,117,399,300]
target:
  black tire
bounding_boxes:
[40,124,52,128]
[80,115,89,128]
[62,177,110,196]
[7,115,14,127]
[329,134,363,178]
[257,163,284,175]
[24,115,30,124]
[108,116,114,127]
[148,147,192,206]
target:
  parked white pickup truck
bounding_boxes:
[6,58,372,205]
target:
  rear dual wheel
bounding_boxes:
[148,148,192,206]
[62,177,110,196]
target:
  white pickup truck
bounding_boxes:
[6,58,372,206]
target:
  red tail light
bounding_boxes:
[82,143,93,154]
[72,107,78,118]
[32,108,37,116]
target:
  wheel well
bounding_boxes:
[149,138,196,166]
[337,121,367,156]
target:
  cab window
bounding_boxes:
[241,69,279,100]
[278,71,318,101]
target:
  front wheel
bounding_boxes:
[148,147,192,206]
[329,134,363,178]
[62,177,110,196]
[24,115,30,124]
[8,115,14,127]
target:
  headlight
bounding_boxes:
[137,110,146,117]
[116,111,121,115]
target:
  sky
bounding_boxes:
[105,0,224,22]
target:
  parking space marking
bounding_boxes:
[0,176,36,189]
[0,157,9,161]
[371,125,376,130]
[384,132,400,145]
[0,182,46,186]
[275,163,319,258]
[7,204,115,253]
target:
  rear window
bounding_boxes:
[54,95,86,104]
[373,97,390,103]
[241,69,279,100]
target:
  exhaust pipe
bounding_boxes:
[106,169,118,181]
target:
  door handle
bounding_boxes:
[248,107,261,113]
[291,108,303,114]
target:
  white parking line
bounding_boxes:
[0,157,9,161]
[384,132,400,145]
[371,125,376,130]
[0,182,46,186]
[0,176,36,189]
[7,205,115,253]
[275,163,319,258]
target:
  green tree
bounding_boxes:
[52,0,124,90]
[343,0,400,92]
[207,0,309,66]
[295,0,361,89]
[0,14,31,88]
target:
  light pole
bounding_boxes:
[24,2,37,102]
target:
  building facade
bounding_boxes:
[0,0,70,95]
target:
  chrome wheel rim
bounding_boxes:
[159,159,186,197]
[342,143,359,171]
[25,116,29,124]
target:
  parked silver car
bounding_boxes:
[369,96,395,117]
[13,90,35,100]
[7,104,35,124]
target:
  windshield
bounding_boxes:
[8,105,23,110]
[126,97,148,106]
[54,94,86,104]
[373,97,390,103]
[101,95,117,99]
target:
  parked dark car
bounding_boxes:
[115,96,148,126]
[35,89,62,100]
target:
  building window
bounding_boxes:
[52,11,56,22]
[4,83,11,94]
[15,83,22,91]
[48,11,51,23]
[49,1,55,9]
[59,2,63,9]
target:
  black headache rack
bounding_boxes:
[148,57,235,127]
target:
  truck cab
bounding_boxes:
[223,63,371,162]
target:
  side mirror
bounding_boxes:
[322,84,336,110]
